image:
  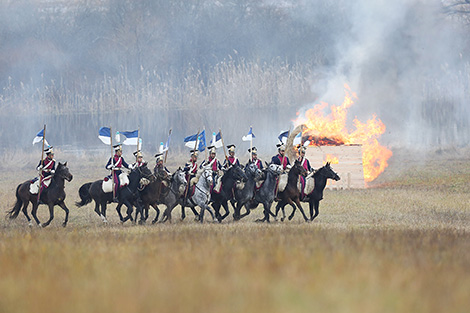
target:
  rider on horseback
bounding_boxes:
[297,145,313,199]
[184,149,198,185]
[37,146,56,191]
[154,153,171,180]
[130,150,146,169]
[200,146,222,187]
[106,144,129,202]
[271,143,290,170]
[247,147,263,170]
[223,144,240,168]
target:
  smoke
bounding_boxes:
[293,0,470,149]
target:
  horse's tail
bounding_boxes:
[7,184,23,219]
[76,182,93,207]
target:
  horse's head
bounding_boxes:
[135,162,155,181]
[201,167,213,186]
[246,162,263,180]
[56,162,73,182]
[173,167,187,193]
[228,164,248,182]
[292,160,307,177]
[317,162,340,181]
[267,163,283,177]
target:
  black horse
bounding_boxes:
[232,162,263,220]
[76,164,154,223]
[153,168,188,223]
[275,160,309,222]
[8,162,73,227]
[244,163,283,223]
[210,164,247,222]
[301,162,340,221]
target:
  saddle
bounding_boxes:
[277,173,288,192]
[102,173,129,193]
[297,174,315,199]
[213,175,223,193]
[29,176,51,194]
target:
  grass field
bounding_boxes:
[1,148,469,313]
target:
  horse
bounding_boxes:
[153,168,188,223]
[210,164,248,222]
[301,162,340,221]
[76,164,154,223]
[244,163,283,223]
[275,160,309,222]
[8,162,73,227]
[181,166,215,223]
[232,162,263,220]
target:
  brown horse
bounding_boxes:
[274,160,309,222]
[8,162,73,227]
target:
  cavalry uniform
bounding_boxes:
[201,146,222,186]
[130,150,146,169]
[247,147,263,170]
[223,144,240,168]
[106,144,129,199]
[297,146,313,199]
[37,146,56,190]
[271,143,290,170]
[184,150,198,183]
[154,153,171,178]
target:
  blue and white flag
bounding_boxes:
[293,132,302,146]
[211,132,223,148]
[98,127,112,145]
[163,132,171,152]
[32,129,45,145]
[184,130,206,152]
[278,130,290,144]
[197,130,206,152]
[242,127,255,141]
[120,130,139,146]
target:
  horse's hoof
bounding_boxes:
[288,215,294,221]
[62,222,67,227]
[280,218,284,222]
[28,222,33,227]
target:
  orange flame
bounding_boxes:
[295,84,392,182]
[325,154,339,164]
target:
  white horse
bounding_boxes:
[184,166,215,223]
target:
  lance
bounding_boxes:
[282,127,290,170]
[110,126,115,200]
[219,128,230,165]
[183,129,200,201]
[250,125,253,163]
[164,128,172,164]
[37,124,46,203]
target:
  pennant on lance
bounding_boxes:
[98,127,112,145]
[120,130,139,146]
[242,127,255,142]
[211,131,223,148]
[278,130,289,144]
[32,129,49,146]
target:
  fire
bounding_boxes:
[295,84,392,182]
[325,154,339,164]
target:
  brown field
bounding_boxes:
[1,149,469,313]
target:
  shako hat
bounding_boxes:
[207,146,216,154]
[276,143,286,151]
[248,147,258,154]
[190,149,198,157]
[113,144,122,152]
[44,146,54,155]
[154,153,164,162]
[227,144,236,153]
[133,150,143,158]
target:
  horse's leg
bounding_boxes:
[94,201,101,217]
[290,198,308,221]
[212,202,221,221]
[116,202,126,223]
[239,203,251,220]
[31,201,42,226]
[151,203,160,224]
[199,205,205,223]
[311,200,320,221]
[58,202,69,227]
[285,198,297,221]
[275,200,286,222]
[100,202,108,223]
[220,201,231,221]
[21,201,32,226]
[41,203,54,227]
[181,203,186,220]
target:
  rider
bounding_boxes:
[130,150,146,169]
[184,149,198,184]
[297,145,313,198]
[37,146,56,192]
[106,144,129,202]
[247,147,263,170]
[270,143,290,170]
[200,145,222,182]
[154,153,171,179]
[223,144,240,168]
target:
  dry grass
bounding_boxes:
[1,150,470,313]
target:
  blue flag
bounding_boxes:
[278,130,290,144]
[211,132,223,148]
[32,129,45,145]
[98,127,111,145]
[198,130,206,152]
[120,130,139,146]
[242,127,255,141]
